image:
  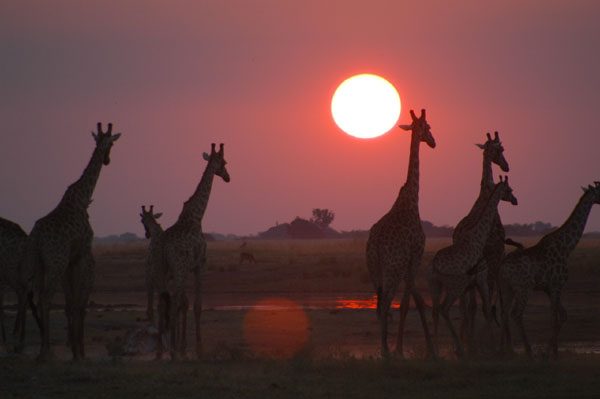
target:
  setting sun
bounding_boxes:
[331,74,401,139]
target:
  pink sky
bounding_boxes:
[1,1,599,237]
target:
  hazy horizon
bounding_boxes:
[2,1,599,238]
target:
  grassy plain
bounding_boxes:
[1,236,599,398]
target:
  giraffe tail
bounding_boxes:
[159,292,171,331]
[466,257,488,275]
[28,291,42,332]
[504,238,524,251]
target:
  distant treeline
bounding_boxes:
[94,220,568,243]
[254,218,559,240]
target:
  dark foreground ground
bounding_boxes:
[1,237,599,398]
[2,353,600,398]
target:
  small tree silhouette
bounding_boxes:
[311,208,335,228]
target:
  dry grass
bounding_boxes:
[87,236,599,295]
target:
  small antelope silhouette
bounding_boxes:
[239,252,256,264]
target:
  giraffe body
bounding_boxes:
[23,123,120,361]
[140,205,164,323]
[429,177,513,357]
[366,109,436,357]
[152,143,229,360]
[499,182,600,358]
[0,217,28,346]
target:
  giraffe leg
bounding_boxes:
[37,292,53,361]
[0,287,5,344]
[74,250,94,360]
[37,256,60,362]
[440,291,464,358]
[458,293,468,343]
[178,293,188,358]
[548,289,566,359]
[488,271,499,327]
[378,290,392,357]
[428,273,442,355]
[156,291,169,360]
[69,303,82,360]
[511,289,531,357]
[411,286,436,359]
[64,272,79,360]
[475,276,494,352]
[394,285,411,358]
[498,279,514,354]
[63,277,74,350]
[467,288,477,342]
[14,288,28,353]
[146,272,154,323]
[193,268,203,359]
[459,288,477,356]
[169,291,180,361]
[11,287,21,337]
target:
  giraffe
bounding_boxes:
[499,181,600,358]
[366,108,436,358]
[429,176,515,357]
[140,205,163,323]
[0,217,29,347]
[23,123,121,361]
[152,143,229,360]
[452,132,517,344]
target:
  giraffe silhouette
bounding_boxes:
[429,176,515,357]
[453,132,517,345]
[23,123,121,361]
[366,109,436,358]
[152,143,229,360]
[499,181,600,358]
[140,205,163,323]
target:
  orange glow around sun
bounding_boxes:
[331,74,401,139]
[243,297,309,358]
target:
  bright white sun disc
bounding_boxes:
[331,74,401,139]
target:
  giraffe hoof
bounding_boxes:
[425,349,437,360]
[12,343,25,354]
[36,351,55,363]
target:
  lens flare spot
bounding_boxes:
[243,297,309,358]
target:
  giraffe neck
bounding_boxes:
[58,145,105,211]
[541,191,595,255]
[176,160,217,226]
[468,151,496,218]
[480,150,495,193]
[393,130,420,212]
[147,221,164,237]
[454,153,496,240]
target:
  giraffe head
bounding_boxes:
[202,143,230,183]
[476,131,509,172]
[582,181,600,204]
[140,205,163,239]
[399,109,436,148]
[499,175,518,205]
[91,122,121,165]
